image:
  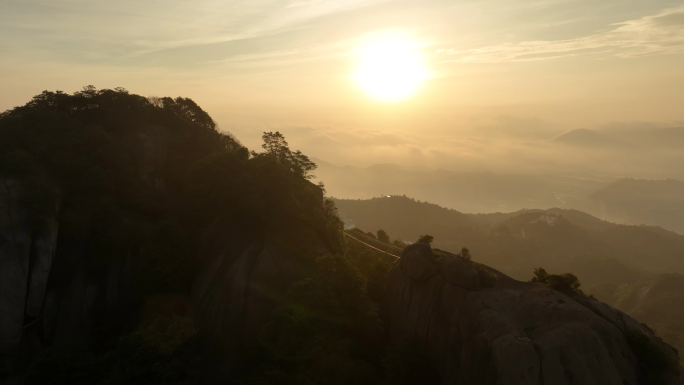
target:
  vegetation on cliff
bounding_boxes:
[0,87,344,383]
[333,195,684,282]
[4,88,682,384]
[1,86,343,284]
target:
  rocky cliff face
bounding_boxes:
[0,178,316,382]
[125,124,169,191]
[0,179,35,374]
[191,218,317,381]
[1,89,343,384]
[0,123,170,377]
[0,178,135,379]
[382,243,683,385]
[0,179,59,374]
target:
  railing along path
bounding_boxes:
[343,229,403,258]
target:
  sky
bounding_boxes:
[2,0,684,175]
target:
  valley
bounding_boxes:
[1,88,682,385]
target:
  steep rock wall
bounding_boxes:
[382,243,683,385]
[124,123,169,191]
[0,124,169,378]
[0,179,59,374]
[192,218,316,381]
[0,179,34,374]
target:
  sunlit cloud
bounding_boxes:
[227,116,684,181]
[0,0,388,60]
[438,6,684,63]
[2,0,684,174]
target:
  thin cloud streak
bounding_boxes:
[0,0,388,60]
[438,6,684,63]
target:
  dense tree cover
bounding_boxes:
[26,315,201,385]
[3,87,442,384]
[7,88,681,382]
[336,196,684,362]
[345,231,397,302]
[0,85,343,273]
[333,196,684,296]
[252,253,384,385]
[237,225,447,385]
[1,87,347,383]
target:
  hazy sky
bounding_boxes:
[2,0,684,174]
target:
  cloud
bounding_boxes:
[0,0,386,62]
[437,6,684,63]
[224,116,684,180]
[465,115,564,140]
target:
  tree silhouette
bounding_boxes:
[261,131,289,162]
[459,247,471,261]
[377,229,390,243]
[255,131,317,179]
[416,235,434,244]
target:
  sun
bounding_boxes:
[353,35,429,102]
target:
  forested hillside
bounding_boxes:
[588,178,684,234]
[334,195,684,358]
[334,196,684,277]
[1,88,681,385]
[0,87,359,384]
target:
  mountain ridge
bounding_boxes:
[2,88,683,385]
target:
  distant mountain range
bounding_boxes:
[314,157,684,234]
[553,128,614,147]
[554,127,684,149]
[312,157,607,214]
[333,195,684,278]
[588,178,684,234]
[334,194,684,358]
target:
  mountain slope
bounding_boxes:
[0,88,345,383]
[382,243,682,385]
[313,159,606,214]
[554,128,614,147]
[554,127,684,149]
[3,88,682,385]
[588,178,684,234]
[334,195,684,284]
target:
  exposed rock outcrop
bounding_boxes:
[0,180,32,374]
[0,121,165,377]
[0,178,135,379]
[0,179,59,374]
[125,124,169,190]
[1,89,342,384]
[382,243,683,385]
[192,219,316,381]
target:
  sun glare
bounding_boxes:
[353,35,429,102]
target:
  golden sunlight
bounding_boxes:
[352,35,429,102]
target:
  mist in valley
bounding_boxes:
[2,0,684,384]
[309,123,684,234]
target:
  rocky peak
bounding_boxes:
[382,243,683,385]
